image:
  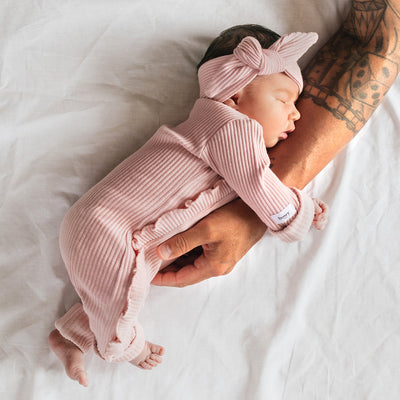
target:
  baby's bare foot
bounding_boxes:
[130,341,165,370]
[48,329,89,387]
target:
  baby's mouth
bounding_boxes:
[280,132,289,140]
[280,128,295,140]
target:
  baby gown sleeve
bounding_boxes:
[201,118,316,242]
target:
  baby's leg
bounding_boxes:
[48,329,89,387]
[130,341,165,370]
[58,205,167,370]
[59,215,150,362]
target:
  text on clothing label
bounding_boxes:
[271,203,296,224]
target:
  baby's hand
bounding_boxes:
[312,198,328,230]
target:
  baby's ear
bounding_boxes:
[223,94,239,109]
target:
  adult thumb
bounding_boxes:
[157,224,208,260]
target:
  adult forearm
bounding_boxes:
[269,0,400,188]
[154,1,400,287]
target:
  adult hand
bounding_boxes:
[151,198,266,287]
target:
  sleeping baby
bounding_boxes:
[49,24,328,387]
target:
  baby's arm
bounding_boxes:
[201,119,328,241]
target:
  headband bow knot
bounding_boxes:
[233,38,285,75]
[198,32,318,102]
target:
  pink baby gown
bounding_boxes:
[55,98,320,362]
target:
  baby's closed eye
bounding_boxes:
[277,97,288,103]
[278,98,292,105]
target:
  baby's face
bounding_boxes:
[228,73,301,148]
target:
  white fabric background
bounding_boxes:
[1,0,400,399]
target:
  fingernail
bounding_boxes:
[158,244,172,259]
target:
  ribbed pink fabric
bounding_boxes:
[55,98,321,362]
[198,32,318,102]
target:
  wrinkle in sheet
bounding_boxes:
[2,0,400,398]
[281,344,296,400]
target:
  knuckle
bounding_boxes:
[211,268,223,277]
[198,221,214,242]
[172,233,188,255]
[214,263,232,276]
[222,265,234,275]
[222,269,230,276]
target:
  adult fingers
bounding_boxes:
[157,222,209,260]
[152,245,236,287]
[151,263,203,288]
[152,254,216,287]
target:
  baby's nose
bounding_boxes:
[291,106,301,121]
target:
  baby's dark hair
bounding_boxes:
[197,24,281,71]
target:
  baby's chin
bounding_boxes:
[265,140,279,149]
[265,135,287,148]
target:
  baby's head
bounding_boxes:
[197,24,281,70]
[198,25,318,148]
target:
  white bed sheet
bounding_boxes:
[1,0,400,399]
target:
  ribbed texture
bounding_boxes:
[198,33,318,102]
[56,98,320,362]
[55,303,94,354]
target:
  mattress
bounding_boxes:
[1,0,400,399]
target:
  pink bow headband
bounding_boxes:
[198,32,318,102]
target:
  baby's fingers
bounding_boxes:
[312,198,329,230]
[313,214,328,230]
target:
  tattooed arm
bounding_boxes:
[153,0,400,287]
[269,0,400,188]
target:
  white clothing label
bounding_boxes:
[271,203,296,224]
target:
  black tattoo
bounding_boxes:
[388,0,400,18]
[302,0,400,135]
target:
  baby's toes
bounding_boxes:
[149,343,165,356]
[144,357,159,367]
[150,353,163,364]
[139,361,153,370]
